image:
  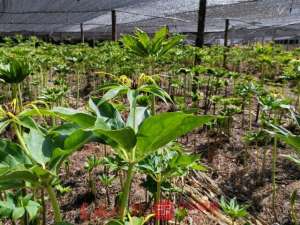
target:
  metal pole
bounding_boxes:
[112,10,117,41]
[80,23,84,43]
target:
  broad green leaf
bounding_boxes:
[12,207,25,220]
[135,29,151,51]
[138,85,172,103]
[152,27,168,44]
[18,116,45,134]
[136,112,214,161]
[25,200,40,221]
[127,90,150,132]
[93,127,136,155]
[0,167,39,186]
[0,120,10,134]
[0,139,31,169]
[122,35,148,57]
[127,107,150,132]
[159,35,183,57]
[89,98,101,117]
[52,107,96,128]
[50,123,80,136]
[24,129,57,166]
[49,129,93,172]
[18,108,54,117]
[99,86,128,105]
[0,180,25,191]
[127,89,138,115]
[278,134,300,153]
[0,58,31,84]
[92,99,125,129]
[152,27,168,53]
[64,129,93,150]
[0,200,13,217]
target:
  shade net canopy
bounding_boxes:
[0,0,299,43]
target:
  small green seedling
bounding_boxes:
[220,196,248,225]
[99,174,115,206]
[175,207,188,225]
[55,184,72,195]
[84,155,101,197]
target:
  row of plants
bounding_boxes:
[0,27,300,225]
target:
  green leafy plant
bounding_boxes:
[0,57,31,84]
[220,196,248,225]
[84,155,101,197]
[99,174,115,206]
[0,191,40,223]
[269,109,300,220]
[107,213,154,225]
[99,74,172,116]
[175,207,188,225]
[138,146,206,206]
[55,184,72,195]
[122,28,182,113]
[122,27,183,61]
[0,111,88,224]
[0,57,31,110]
[43,95,214,221]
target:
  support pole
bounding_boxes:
[223,19,229,68]
[195,0,207,48]
[80,23,84,43]
[112,10,117,41]
[224,19,229,47]
[193,0,207,105]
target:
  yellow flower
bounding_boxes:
[138,73,155,86]
[118,75,132,87]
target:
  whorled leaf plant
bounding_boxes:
[0,57,31,110]
[25,93,215,222]
[0,106,92,224]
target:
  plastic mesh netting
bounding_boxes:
[0,0,299,43]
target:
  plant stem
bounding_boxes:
[41,189,46,225]
[119,163,135,221]
[260,147,267,183]
[291,190,298,225]
[46,185,62,223]
[17,83,23,111]
[11,83,17,102]
[156,180,161,203]
[151,95,156,115]
[22,189,29,225]
[89,170,96,197]
[272,136,278,222]
[76,70,80,108]
[106,186,110,206]
[13,123,31,158]
[249,98,252,130]
[155,180,161,225]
